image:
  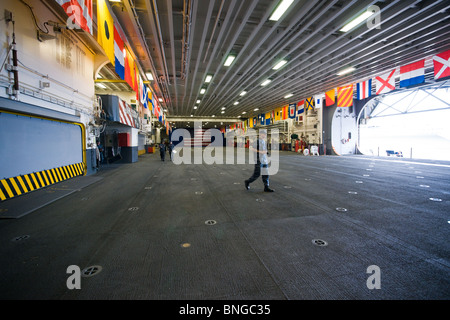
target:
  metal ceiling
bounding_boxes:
[101,0,450,128]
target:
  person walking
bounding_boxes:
[168,142,174,161]
[159,141,166,161]
[245,131,274,192]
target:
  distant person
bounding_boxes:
[96,140,104,168]
[159,142,166,161]
[168,142,174,161]
[245,131,274,192]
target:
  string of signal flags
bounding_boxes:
[226,48,450,132]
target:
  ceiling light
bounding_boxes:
[205,75,213,83]
[261,79,272,86]
[145,72,153,81]
[158,98,163,102]
[242,111,246,114]
[233,101,239,105]
[284,93,293,98]
[273,59,287,70]
[221,111,225,114]
[193,106,198,109]
[337,67,355,76]
[212,115,215,117]
[196,100,201,104]
[269,0,294,21]
[254,108,259,111]
[95,83,107,89]
[240,91,247,96]
[200,88,206,94]
[224,55,236,66]
[340,11,374,32]
[221,107,226,110]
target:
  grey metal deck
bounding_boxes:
[0,151,449,300]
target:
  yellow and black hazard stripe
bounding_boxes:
[0,163,85,201]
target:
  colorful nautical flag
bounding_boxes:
[297,100,304,115]
[400,60,425,87]
[97,0,115,64]
[260,113,265,125]
[433,49,450,80]
[125,48,138,93]
[337,84,353,107]
[253,117,257,127]
[141,84,149,109]
[356,79,372,100]
[325,89,335,106]
[274,107,282,122]
[315,93,323,109]
[288,103,296,119]
[56,0,93,35]
[305,97,314,110]
[114,26,125,79]
[265,112,271,125]
[375,69,396,95]
[282,105,288,120]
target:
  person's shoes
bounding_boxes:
[245,180,250,190]
[264,186,274,192]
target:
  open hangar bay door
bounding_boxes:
[357,80,450,161]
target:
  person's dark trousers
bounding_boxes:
[247,163,269,187]
[160,152,165,161]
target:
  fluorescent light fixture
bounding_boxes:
[193,106,198,109]
[233,101,239,105]
[254,108,259,111]
[145,72,153,80]
[340,11,374,32]
[224,55,236,66]
[239,91,247,96]
[273,59,287,70]
[196,99,201,104]
[284,93,293,98]
[269,0,294,21]
[337,67,355,76]
[261,79,272,86]
[200,88,206,94]
[95,83,107,89]
[221,107,226,110]
[221,111,225,114]
[242,111,246,114]
[205,75,213,83]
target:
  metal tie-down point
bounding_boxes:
[312,239,328,247]
[336,207,348,212]
[205,220,217,225]
[11,235,30,242]
[81,265,102,277]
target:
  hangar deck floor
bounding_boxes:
[0,151,449,301]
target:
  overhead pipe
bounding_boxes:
[203,0,225,63]
[152,0,171,85]
[11,21,19,99]
[180,0,193,81]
